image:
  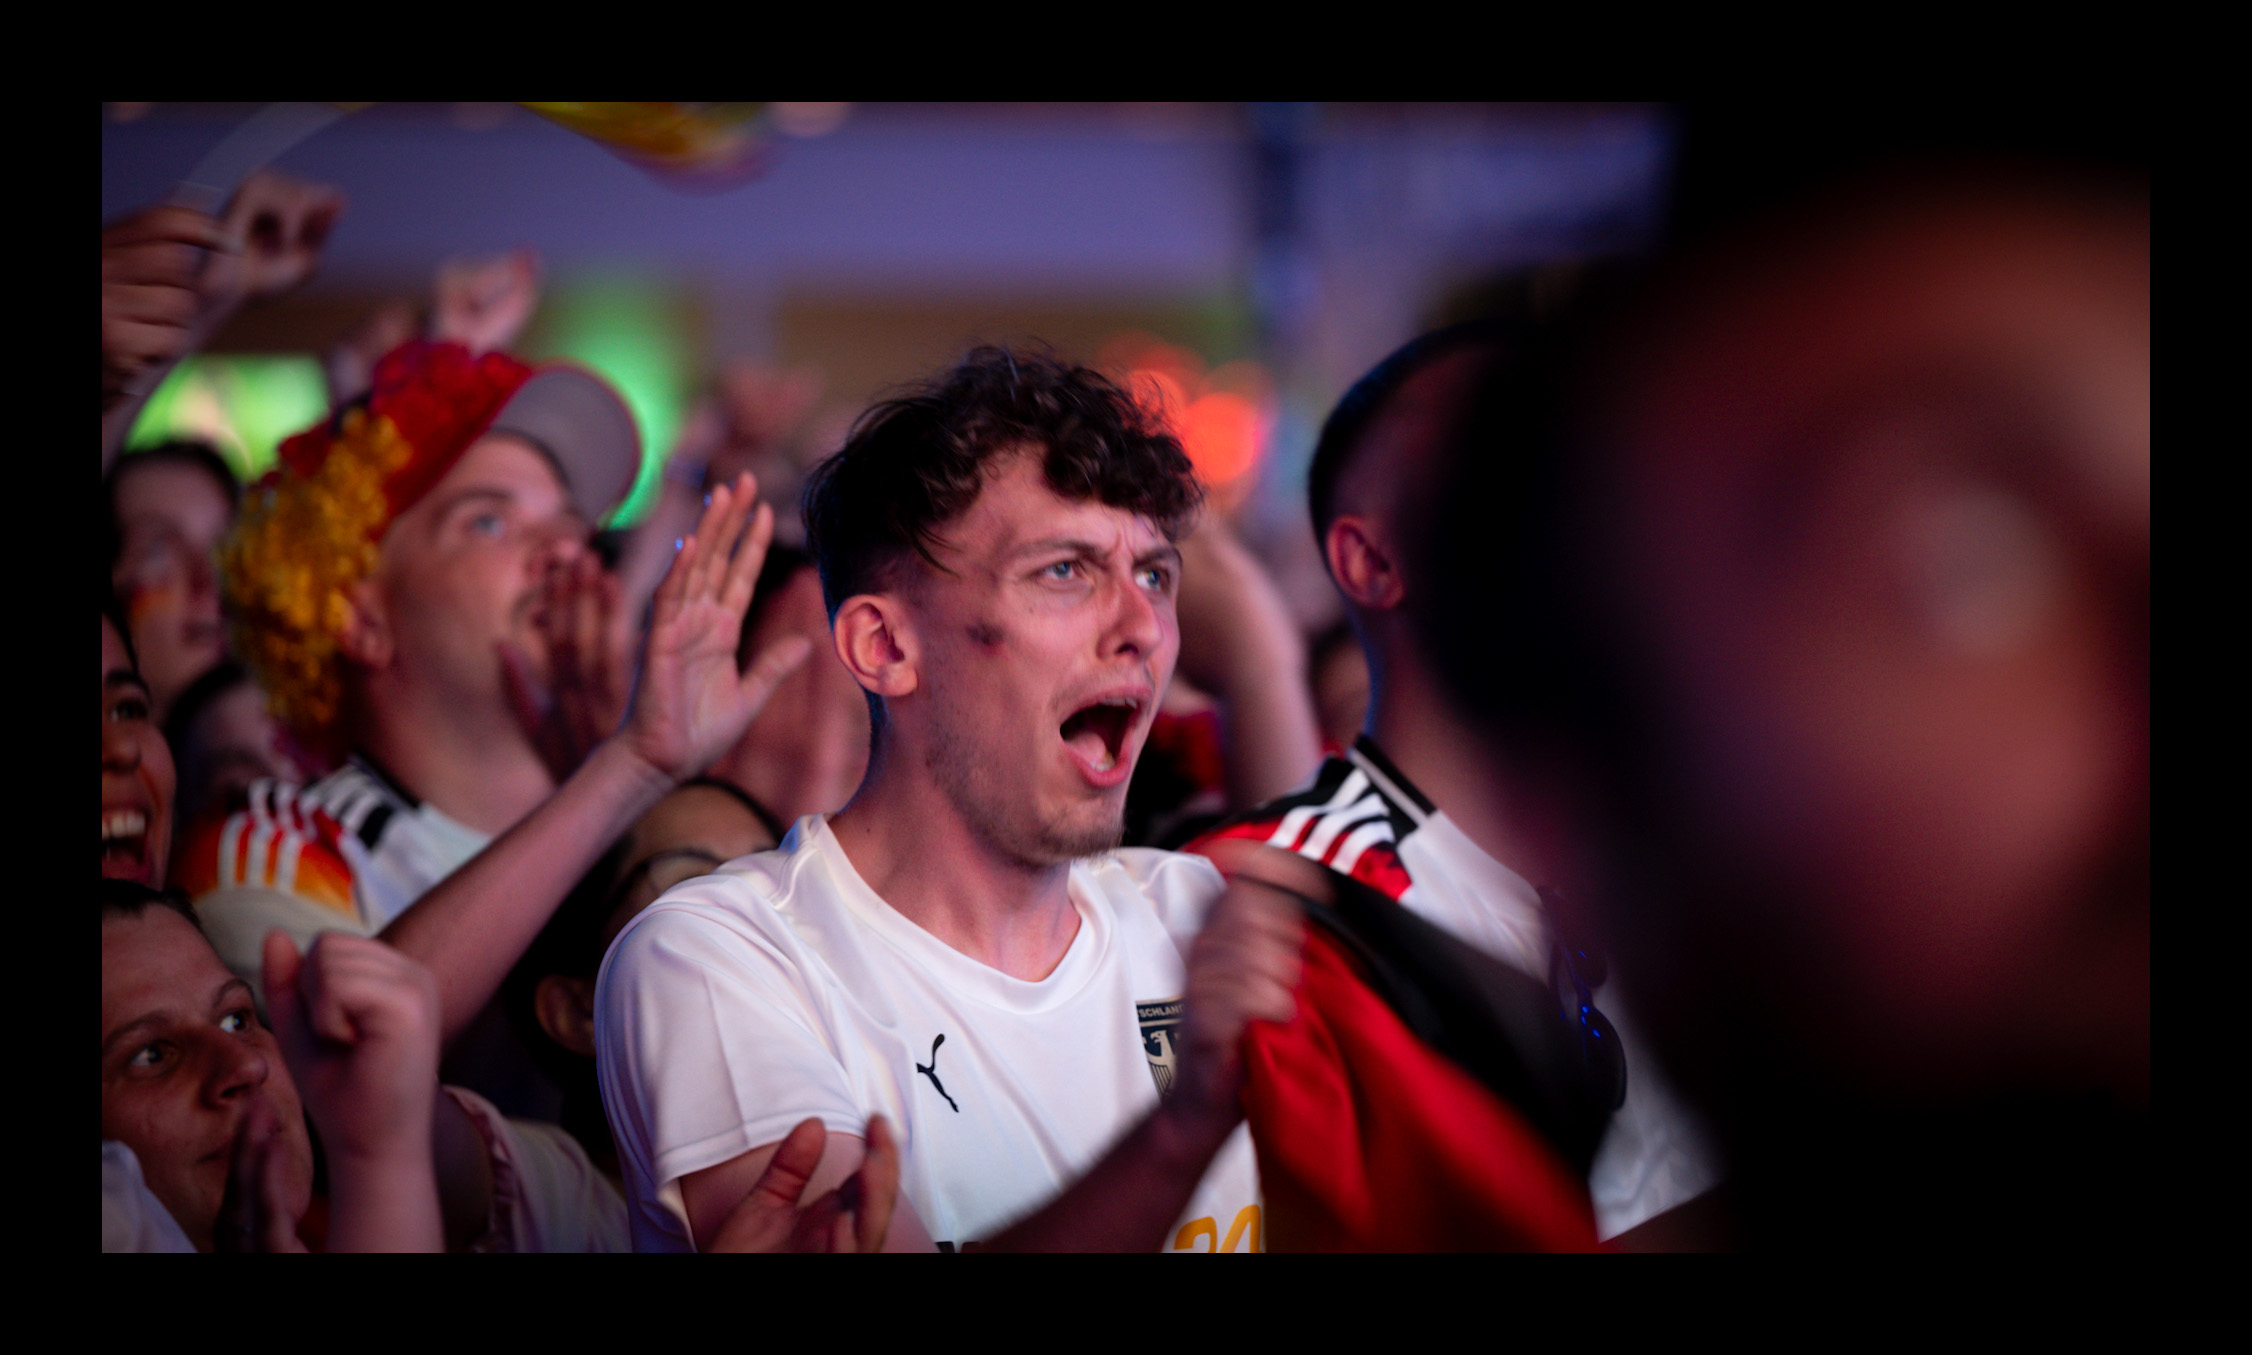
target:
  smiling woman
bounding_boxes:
[103,604,176,889]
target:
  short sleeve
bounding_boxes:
[441,1087,631,1253]
[595,901,868,1204]
[1105,849,1228,955]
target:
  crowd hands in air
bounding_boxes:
[103,112,2148,1253]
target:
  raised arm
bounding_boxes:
[1174,517,1324,810]
[379,474,810,1046]
[102,172,343,470]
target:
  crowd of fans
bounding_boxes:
[101,109,2147,1252]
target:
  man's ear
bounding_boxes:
[1326,516,1406,611]
[833,595,919,701]
[534,974,597,1059]
[336,577,394,670]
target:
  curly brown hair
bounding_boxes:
[803,345,1203,616]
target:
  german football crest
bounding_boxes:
[1137,998,1183,1097]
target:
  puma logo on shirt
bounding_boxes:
[917,1033,960,1112]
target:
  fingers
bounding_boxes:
[104,204,235,255]
[851,1115,901,1253]
[294,933,441,1052]
[253,1101,304,1252]
[749,1117,828,1213]
[721,500,773,618]
[570,554,608,705]
[261,929,307,1045]
[686,472,762,606]
[497,640,552,734]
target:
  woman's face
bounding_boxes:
[111,458,234,720]
[101,906,313,1251]
[103,616,177,888]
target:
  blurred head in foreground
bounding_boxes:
[1419,156,2148,1241]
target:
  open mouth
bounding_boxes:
[1060,695,1143,775]
[102,808,152,880]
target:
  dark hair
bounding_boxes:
[734,543,814,675]
[102,590,142,677]
[163,659,250,756]
[99,878,202,931]
[1306,321,1521,552]
[104,439,241,572]
[502,777,781,1071]
[802,346,1202,618]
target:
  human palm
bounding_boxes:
[627,475,812,781]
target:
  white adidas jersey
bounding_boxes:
[595,815,1264,1253]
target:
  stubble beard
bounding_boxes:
[923,706,1124,870]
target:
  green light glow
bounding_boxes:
[126,355,330,483]
[523,281,689,529]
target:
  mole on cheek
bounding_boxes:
[967,621,1005,649]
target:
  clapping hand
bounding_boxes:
[214,1096,310,1253]
[502,551,635,781]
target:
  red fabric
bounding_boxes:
[1146,708,1227,797]
[274,341,536,521]
[1243,927,1600,1252]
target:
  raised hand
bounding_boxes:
[431,247,542,355]
[262,930,442,1167]
[200,171,344,310]
[621,472,814,784]
[708,1116,902,1253]
[101,205,233,407]
[260,929,445,1253]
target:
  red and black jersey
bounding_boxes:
[1187,737,1428,904]
[1190,737,1616,1251]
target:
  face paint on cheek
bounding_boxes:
[125,583,185,627]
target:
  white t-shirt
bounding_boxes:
[595,815,1263,1253]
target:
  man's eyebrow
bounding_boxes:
[431,486,517,519]
[212,977,252,1011]
[1133,543,1184,570]
[1003,536,1108,564]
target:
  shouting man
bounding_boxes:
[596,348,1290,1252]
